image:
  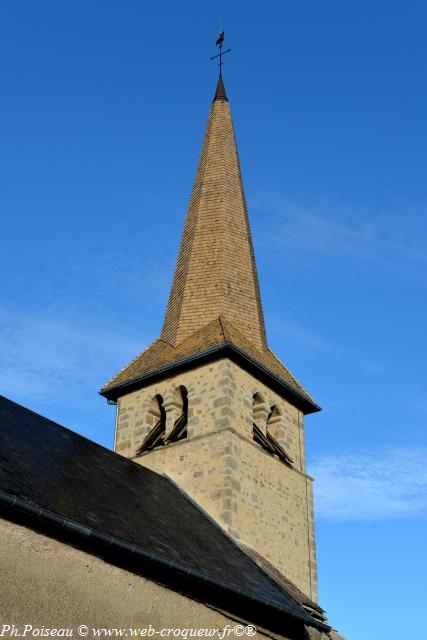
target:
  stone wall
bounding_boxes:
[114,359,318,601]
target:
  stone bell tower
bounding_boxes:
[101,74,321,602]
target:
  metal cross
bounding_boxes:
[209,30,231,77]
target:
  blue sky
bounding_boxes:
[1,2,426,638]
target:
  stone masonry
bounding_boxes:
[106,76,321,607]
[114,358,318,602]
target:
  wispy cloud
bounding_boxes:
[268,313,384,384]
[254,196,427,274]
[310,446,427,521]
[268,316,330,351]
[0,237,169,441]
[0,308,142,405]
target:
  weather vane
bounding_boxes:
[209,30,231,77]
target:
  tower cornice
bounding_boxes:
[100,338,320,415]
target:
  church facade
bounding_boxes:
[0,72,345,640]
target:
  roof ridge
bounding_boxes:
[157,337,176,347]
[218,315,228,341]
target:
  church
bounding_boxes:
[0,56,345,640]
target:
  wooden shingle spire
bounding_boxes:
[101,76,318,414]
[161,76,267,352]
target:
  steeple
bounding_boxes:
[101,75,318,417]
[213,75,228,102]
[101,65,321,603]
[161,75,267,352]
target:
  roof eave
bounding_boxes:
[0,488,330,634]
[100,343,321,415]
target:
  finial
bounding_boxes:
[209,29,231,78]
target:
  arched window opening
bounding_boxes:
[268,404,281,421]
[252,397,293,467]
[252,392,265,412]
[252,392,269,446]
[252,392,267,431]
[164,386,188,444]
[266,405,293,466]
[137,394,166,454]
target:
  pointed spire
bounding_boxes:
[102,76,318,415]
[213,75,228,102]
[161,79,267,352]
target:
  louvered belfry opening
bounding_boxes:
[137,394,166,454]
[137,387,188,455]
[164,387,188,444]
[252,422,293,466]
[252,394,294,467]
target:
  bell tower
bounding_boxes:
[101,72,321,602]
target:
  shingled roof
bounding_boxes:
[160,76,267,352]
[102,77,319,413]
[101,316,319,413]
[0,395,329,636]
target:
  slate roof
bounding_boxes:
[239,544,328,625]
[0,395,329,635]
